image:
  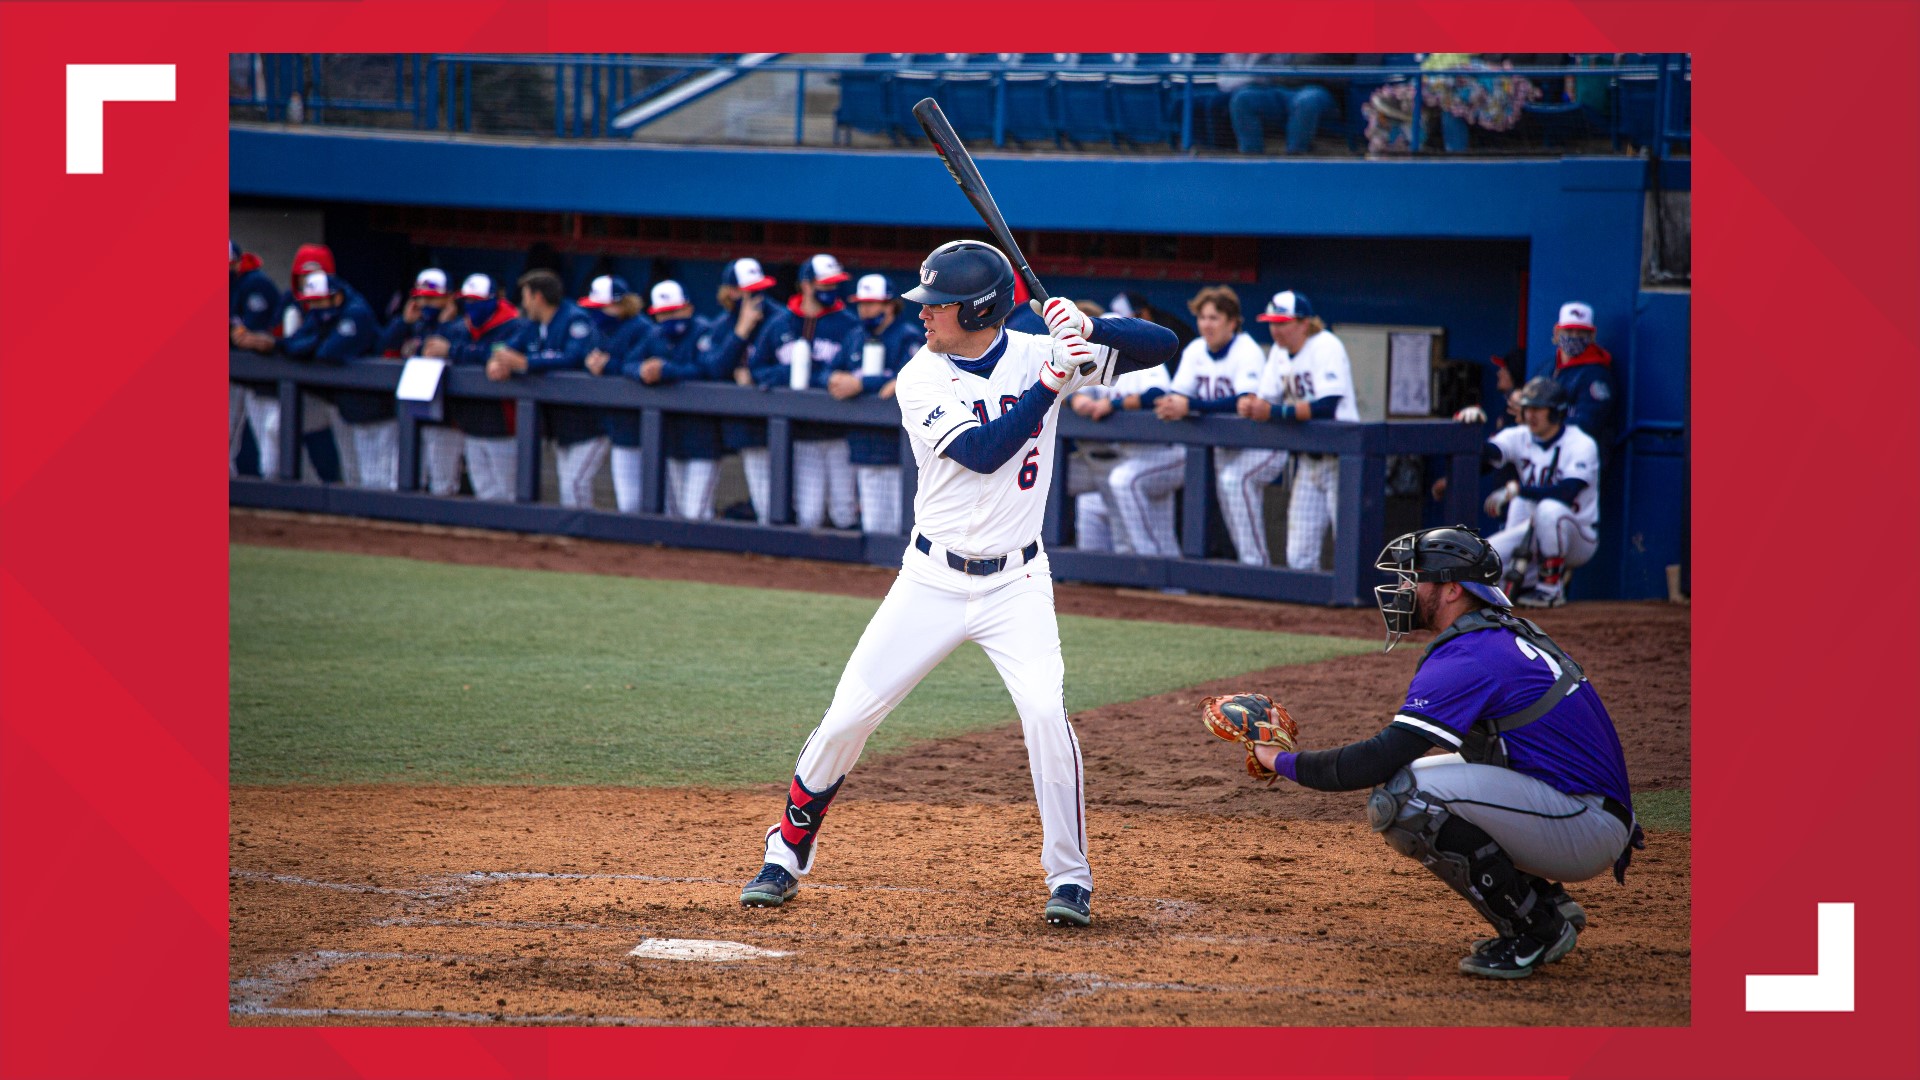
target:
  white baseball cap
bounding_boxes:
[648,280,691,314]
[723,257,774,292]
[799,253,849,287]
[410,268,449,297]
[1257,290,1315,323]
[459,273,495,299]
[853,273,893,303]
[1556,301,1595,330]
[580,275,633,309]
[296,270,334,302]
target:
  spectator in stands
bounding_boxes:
[1070,301,1184,557]
[717,257,778,521]
[1156,286,1272,563]
[748,253,861,530]
[828,273,925,535]
[1364,54,1542,156]
[1218,54,1349,155]
[425,274,524,502]
[619,279,729,520]
[381,269,466,495]
[491,269,607,509]
[1238,290,1360,571]
[282,270,397,491]
[229,240,279,477]
[1549,301,1616,454]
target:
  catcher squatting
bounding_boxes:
[739,240,1180,928]
[1203,525,1645,978]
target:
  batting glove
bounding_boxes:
[1453,405,1487,424]
[1037,297,1094,342]
[1484,480,1520,518]
[1041,333,1094,393]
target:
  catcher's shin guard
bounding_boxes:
[1368,768,1549,940]
[770,773,844,875]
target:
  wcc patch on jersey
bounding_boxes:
[336,318,356,337]
[246,293,269,312]
[923,405,945,427]
[569,320,590,339]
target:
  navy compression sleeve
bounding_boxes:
[1519,478,1588,505]
[943,382,1058,473]
[1273,724,1431,791]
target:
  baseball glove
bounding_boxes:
[1200,693,1299,784]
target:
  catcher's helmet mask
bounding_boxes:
[902,240,1018,333]
[1375,526,1511,650]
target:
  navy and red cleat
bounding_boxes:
[740,864,799,908]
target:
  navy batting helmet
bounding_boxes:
[1517,375,1569,415]
[902,240,1017,333]
[1374,526,1511,649]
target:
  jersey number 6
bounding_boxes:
[1017,448,1040,491]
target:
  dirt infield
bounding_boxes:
[229,510,1691,1026]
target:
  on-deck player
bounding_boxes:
[739,240,1178,926]
[1474,377,1601,607]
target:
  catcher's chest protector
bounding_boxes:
[1417,610,1585,769]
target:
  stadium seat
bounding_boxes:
[834,56,895,145]
[1001,68,1059,147]
[1110,72,1172,148]
[939,70,997,142]
[891,68,939,142]
[1056,70,1113,148]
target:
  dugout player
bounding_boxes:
[1240,525,1641,978]
[1160,286,1275,564]
[229,240,280,477]
[492,270,608,508]
[1475,377,1601,608]
[829,273,925,536]
[282,270,397,490]
[716,258,777,520]
[381,268,465,496]
[1238,290,1358,569]
[620,280,728,519]
[1549,301,1616,455]
[425,274,525,502]
[747,253,861,530]
[740,240,1178,926]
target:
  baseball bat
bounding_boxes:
[911,96,1050,310]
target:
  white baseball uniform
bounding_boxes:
[1258,329,1358,570]
[1485,423,1602,579]
[1173,332,1283,564]
[1075,364,1183,557]
[761,327,1103,894]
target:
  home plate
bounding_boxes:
[628,938,791,962]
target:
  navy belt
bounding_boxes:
[915,533,1039,577]
[1602,796,1633,833]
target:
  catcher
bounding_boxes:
[1201,525,1642,979]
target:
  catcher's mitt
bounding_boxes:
[1200,693,1299,784]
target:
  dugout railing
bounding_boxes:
[229,352,1485,606]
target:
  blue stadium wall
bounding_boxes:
[231,128,1690,600]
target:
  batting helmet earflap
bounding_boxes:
[901,240,1017,333]
[1517,376,1569,416]
[1374,526,1510,649]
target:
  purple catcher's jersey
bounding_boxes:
[1392,627,1633,809]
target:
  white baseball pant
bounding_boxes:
[667,458,720,520]
[421,424,465,496]
[229,385,249,478]
[740,447,772,524]
[1104,445,1185,557]
[1285,455,1339,571]
[347,420,399,491]
[1073,491,1114,552]
[1400,754,1630,883]
[245,391,336,482]
[553,436,610,509]
[1489,500,1598,577]
[464,436,517,501]
[765,546,1090,892]
[855,465,903,535]
[794,439,858,529]
[1216,447,1289,565]
[610,445,644,513]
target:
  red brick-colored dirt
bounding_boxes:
[229,510,1690,1026]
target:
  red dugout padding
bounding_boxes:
[3,3,1917,1079]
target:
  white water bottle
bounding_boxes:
[862,340,886,377]
[789,338,812,390]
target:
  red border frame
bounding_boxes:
[3,4,1917,1078]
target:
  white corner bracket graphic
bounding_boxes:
[66,64,175,174]
[1745,902,1855,1012]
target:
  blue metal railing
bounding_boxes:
[229,351,1484,606]
[229,53,1690,157]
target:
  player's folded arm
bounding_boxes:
[1518,477,1588,505]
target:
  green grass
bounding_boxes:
[1633,788,1690,832]
[231,545,1377,787]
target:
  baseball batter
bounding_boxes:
[1478,377,1601,607]
[740,241,1177,926]
[1240,290,1358,570]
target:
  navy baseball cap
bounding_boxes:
[1257,290,1315,323]
[580,275,633,309]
